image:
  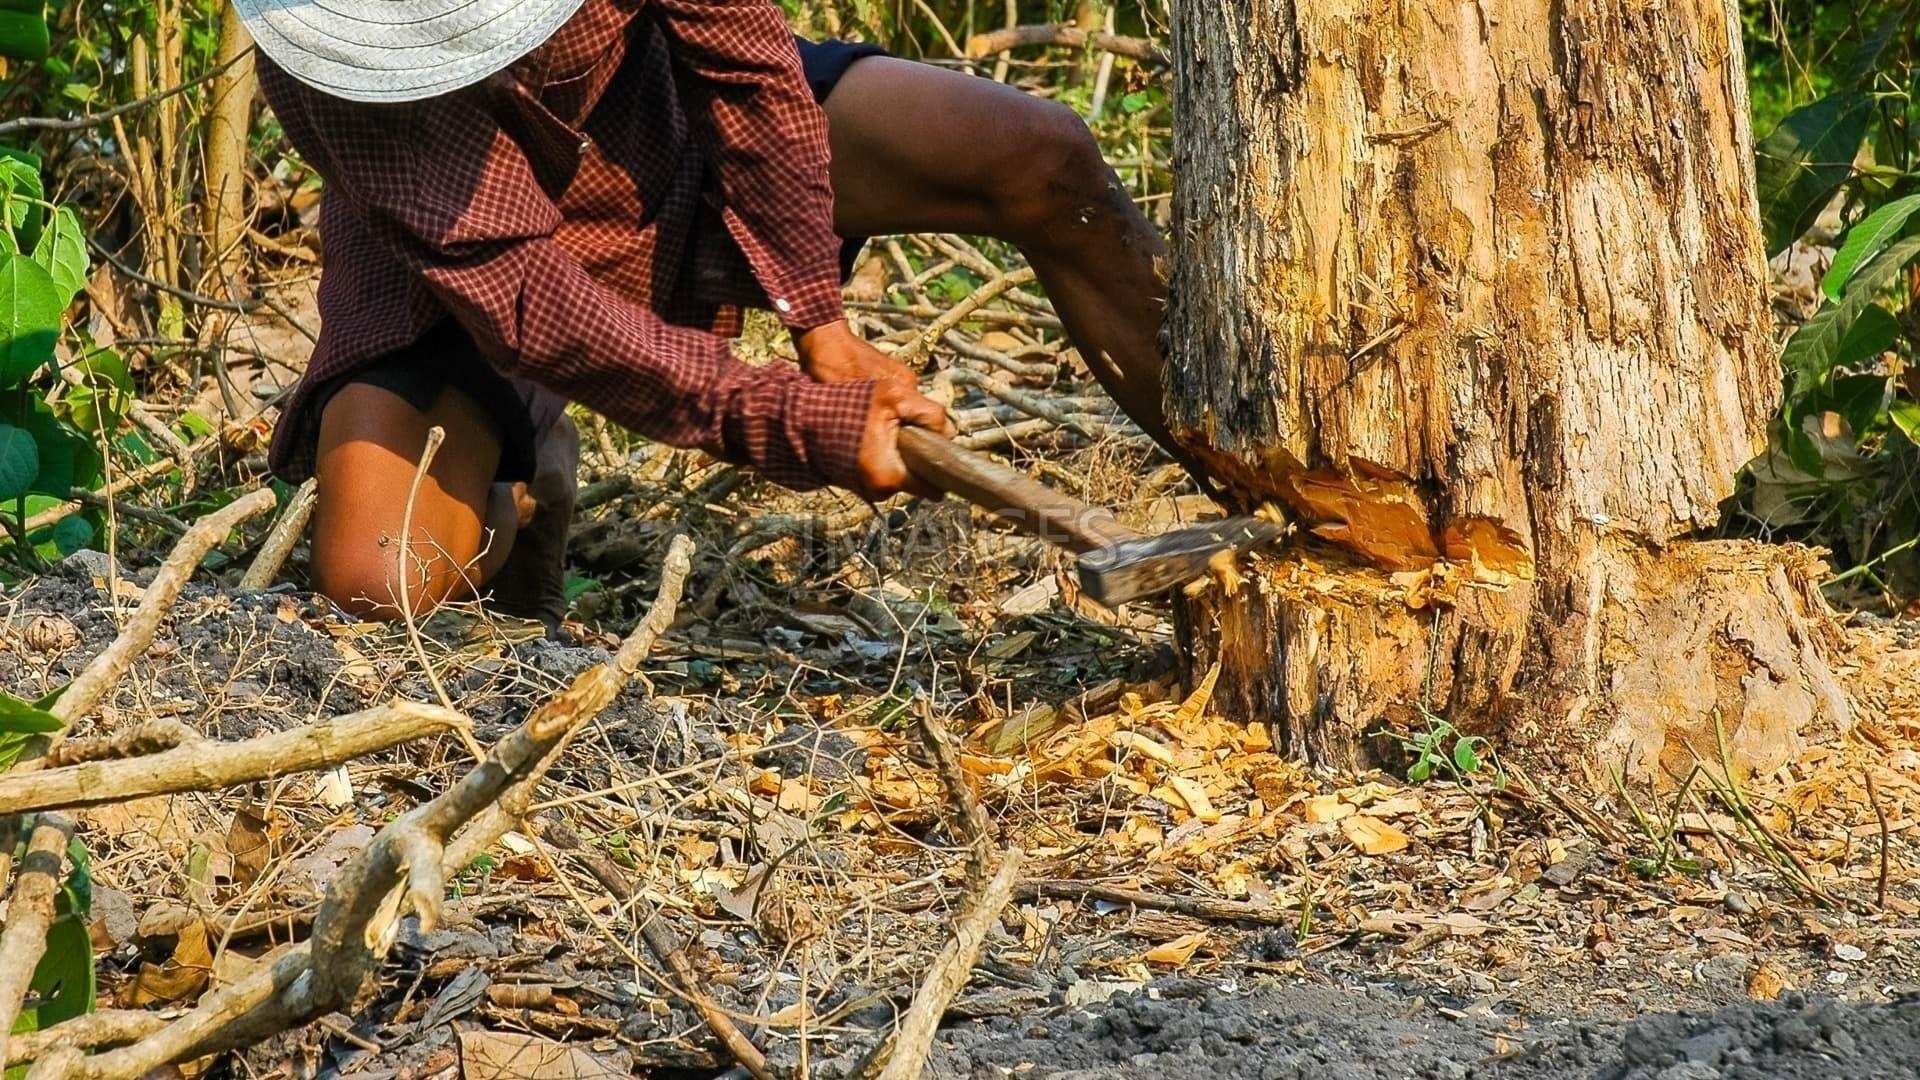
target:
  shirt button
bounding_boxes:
[577,138,591,155]
[773,297,793,313]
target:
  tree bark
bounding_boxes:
[1166,0,1851,782]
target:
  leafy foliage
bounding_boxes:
[1736,1,1920,605]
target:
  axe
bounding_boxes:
[898,427,1282,607]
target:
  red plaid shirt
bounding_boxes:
[259,0,871,490]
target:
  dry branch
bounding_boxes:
[239,477,317,590]
[0,702,467,816]
[40,535,697,1080]
[46,718,196,767]
[895,267,1038,365]
[4,1011,173,1067]
[854,707,1022,1080]
[1019,879,1295,925]
[0,816,76,1062]
[873,852,1021,1080]
[964,24,1167,64]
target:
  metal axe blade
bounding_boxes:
[1075,517,1285,607]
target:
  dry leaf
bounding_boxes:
[1143,931,1209,967]
[1342,814,1410,855]
[460,1031,626,1079]
[126,919,213,1006]
[226,805,274,887]
[1749,961,1792,1001]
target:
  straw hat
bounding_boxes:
[231,0,588,103]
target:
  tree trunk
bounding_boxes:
[1166,0,1851,783]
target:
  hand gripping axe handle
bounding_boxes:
[897,426,1281,607]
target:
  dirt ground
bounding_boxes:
[5,534,1920,1080]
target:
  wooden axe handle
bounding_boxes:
[897,426,1143,553]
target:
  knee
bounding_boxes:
[988,100,1116,246]
[310,531,476,620]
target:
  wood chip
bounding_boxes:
[1342,814,1410,855]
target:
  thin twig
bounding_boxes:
[964,24,1168,64]
[896,267,1039,365]
[1866,770,1890,911]
[0,49,253,136]
[539,817,775,1080]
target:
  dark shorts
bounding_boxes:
[304,37,887,484]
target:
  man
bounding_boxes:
[235,0,1179,628]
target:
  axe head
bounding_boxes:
[1076,517,1285,607]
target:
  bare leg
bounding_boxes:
[820,57,1199,481]
[310,382,512,618]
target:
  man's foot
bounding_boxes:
[487,414,580,635]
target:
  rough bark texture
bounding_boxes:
[1167,0,1851,781]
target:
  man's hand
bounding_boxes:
[796,321,919,391]
[852,378,954,500]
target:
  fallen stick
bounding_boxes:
[1019,880,1295,925]
[874,853,1022,1080]
[0,816,76,1063]
[239,477,318,589]
[896,267,1039,365]
[948,367,1097,438]
[852,706,1021,1079]
[964,24,1167,64]
[47,718,197,766]
[0,701,468,816]
[539,817,775,1080]
[4,1011,174,1066]
[843,301,1063,333]
[40,536,696,1080]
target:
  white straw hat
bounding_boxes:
[232,0,589,103]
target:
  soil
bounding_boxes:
[7,555,1920,1080]
[923,978,1920,1079]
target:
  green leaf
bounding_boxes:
[1824,194,1920,300]
[10,908,96,1044]
[17,403,99,496]
[1831,305,1902,371]
[1780,236,1920,399]
[0,423,37,499]
[1406,758,1432,784]
[0,156,44,254]
[1452,737,1483,774]
[46,513,90,556]
[0,691,59,734]
[29,206,86,304]
[1754,91,1874,256]
[1821,374,1893,439]
[1890,400,1920,447]
[0,7,48,62]
[1841,12,1903,88]
[0,253,61,384]
[62,836,90,918]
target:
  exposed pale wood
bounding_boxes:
[1164,0,1846,777]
